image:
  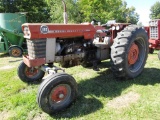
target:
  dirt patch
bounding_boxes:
[32,113,47,120]
[0,65,15,70]
[107,92,140,109]
[0,111,10,120]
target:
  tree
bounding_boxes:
[150,1,160,19]
[0,0,17,12]
[77,0,122,23]
[125,6,139,24]
[45,0,139,24]
[0,0,50,23]
[0,1,4,12]
[77,0,139,24]
[46,0,81,23]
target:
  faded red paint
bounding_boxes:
[23,55,46,67]
[128,43,139,65]
[22,23,98,40]
[51,85,68,102]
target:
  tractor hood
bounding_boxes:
[22,23,99,40]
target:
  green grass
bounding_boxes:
[0,52,160,120]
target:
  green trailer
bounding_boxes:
[0,13,26,57]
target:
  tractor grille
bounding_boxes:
[27,39,46,59]
[149,20,158,39]
[150,26,158,39]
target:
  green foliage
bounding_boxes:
[150,1,160,19]
[77,0,139,24]
[0,1,5,12]
[126,6,139,24]
[46,0,139,24]
[46,0,81,23]
[0,0,50,23]
[0,0,139,24]
[118,1,139,24]
[77,0,122,23]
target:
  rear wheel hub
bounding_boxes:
[128,43,139,65]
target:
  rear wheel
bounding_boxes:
[17,61,45,83]
[37,73,77,114]
[9,46,23,57]
[111,25,148,79]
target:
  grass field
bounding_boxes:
[0,52,160,120]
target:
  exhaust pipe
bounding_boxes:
[62,0,68,24]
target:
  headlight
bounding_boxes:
[23,26,30,36]
[112,26,115,30]
[24,26,29,31]
[116,25,120,30]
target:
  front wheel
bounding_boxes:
[37,73,77,114]
[17,61,45,83]
[111,25,148,79]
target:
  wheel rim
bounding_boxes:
[11,48,21,57]
[49,84,71,107]
[128,43,139,65]
[128,38,146,73]
[25,67,40,78]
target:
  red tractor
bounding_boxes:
[17,2,148,114]
[146,19,160,54]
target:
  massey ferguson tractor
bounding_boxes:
[17,1,148,115]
